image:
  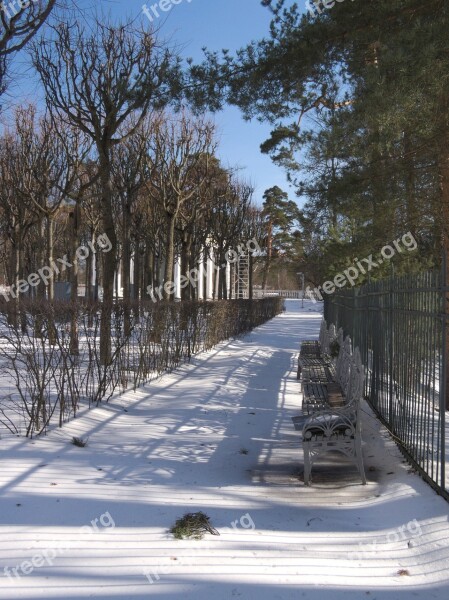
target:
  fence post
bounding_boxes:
[389,264,394,427]
[441,251,447,489]
[353,285,357,345]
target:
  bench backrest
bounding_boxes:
[335,335,352,395]
[346,347,365,408]
[336,327,344,347]
[319,319,328,353]
[319,321,338,357]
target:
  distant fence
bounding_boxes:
[253,289,305,299]
[324,266,448,500]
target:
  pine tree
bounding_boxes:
[261,186,300,289]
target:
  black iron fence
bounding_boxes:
[324,265,448,500]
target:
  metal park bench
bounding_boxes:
[292,341,367,486]
[297,321,338,381]
[301,330,350,415]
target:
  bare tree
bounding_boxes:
[111,118,153,334]
[208,175,253,300]
[0,125,36,322]
[76,160,102,304]
[14,107,89,301]
[242,205,264,299]
[136,169,166,301]
[0,0,56,95]
[174,154,223,301]
[145,112,216,299]
[32,18,181,363]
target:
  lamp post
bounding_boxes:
[296,272,305,308]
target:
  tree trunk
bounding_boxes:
[47,215,54,301]
[99,153,117,365]
[181,230,189,301]
[85,244,91,302]
[262,220,272,290]
[217,251,227,300]
[19,242,27,333]
[181,231,194,301]
[213,258,219,300]
[34,217,46,338]
[69,203,80,355]
[249,252,253,300]
[122,231,131,299]
[164,212,176,300]
[10,229,20,328]
[122,202,131,337]
[133,240,140,320]
[143,246,153,299]
[46,215,57,345]
[154,249,161,290]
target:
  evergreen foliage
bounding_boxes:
[187,0,448,284]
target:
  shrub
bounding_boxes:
[170,511,219,540]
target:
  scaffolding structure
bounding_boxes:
[236,252,249,299]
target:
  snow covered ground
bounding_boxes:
[0,299,448,599]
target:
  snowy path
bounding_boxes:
[0,300,448,599]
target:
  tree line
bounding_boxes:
[0,14,304,364]
[2,2,445,290]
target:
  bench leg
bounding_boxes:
[303,443,311,486]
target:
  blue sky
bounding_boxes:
[3,0,303,206]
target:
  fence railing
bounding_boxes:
[324,266,448,500]
[253,289,304,299]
